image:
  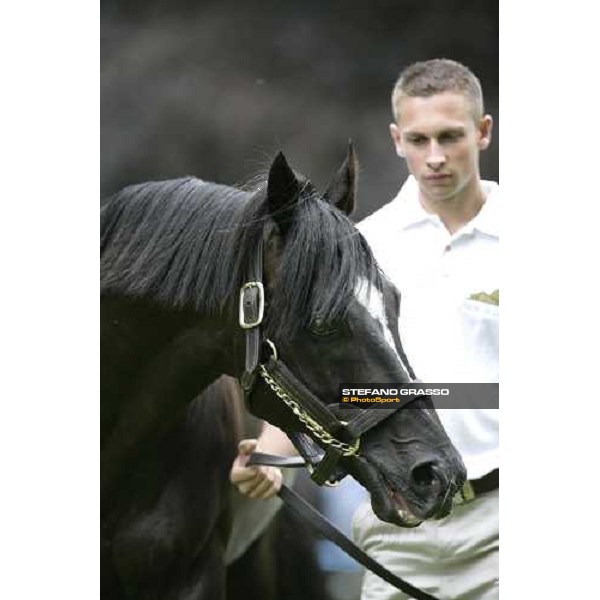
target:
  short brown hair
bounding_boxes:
[391,59,484,122]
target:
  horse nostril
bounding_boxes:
[410,461,439,487]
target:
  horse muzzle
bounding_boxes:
[351,453,466,527]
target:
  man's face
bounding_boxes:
[390,92,492,202]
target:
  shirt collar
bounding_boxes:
[468,181,499,238]
[392,176,499,238]
[390,176,435,229]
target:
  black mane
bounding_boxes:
[101,176,382,334]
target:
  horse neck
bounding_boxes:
[102,294,243,382]
[101,295,246,499]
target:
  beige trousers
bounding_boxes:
[353,489,498,600]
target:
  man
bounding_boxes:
[231,58,499,599]
[353,58,499,600]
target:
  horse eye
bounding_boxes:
[309,317,339,336]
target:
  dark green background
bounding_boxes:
[101,0,498,221]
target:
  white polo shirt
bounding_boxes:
[358,176,499,479]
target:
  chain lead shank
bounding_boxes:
[259,365,360,457]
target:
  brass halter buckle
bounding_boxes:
[239,281,265,329]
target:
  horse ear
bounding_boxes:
[267,152,301,235]
[323,141,357,216]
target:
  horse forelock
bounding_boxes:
[100,175,383,332]
[264,188,384,337]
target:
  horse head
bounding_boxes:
[101,146,466,528]
[241,147,466,527]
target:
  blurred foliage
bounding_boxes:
[101,0,498,220]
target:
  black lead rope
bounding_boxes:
[248,452,442,600]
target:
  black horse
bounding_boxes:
[101,148,466,598]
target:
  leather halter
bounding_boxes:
[238,237,420,486]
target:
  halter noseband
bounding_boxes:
[238,237,418,486]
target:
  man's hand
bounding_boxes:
[229,439,283,499]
